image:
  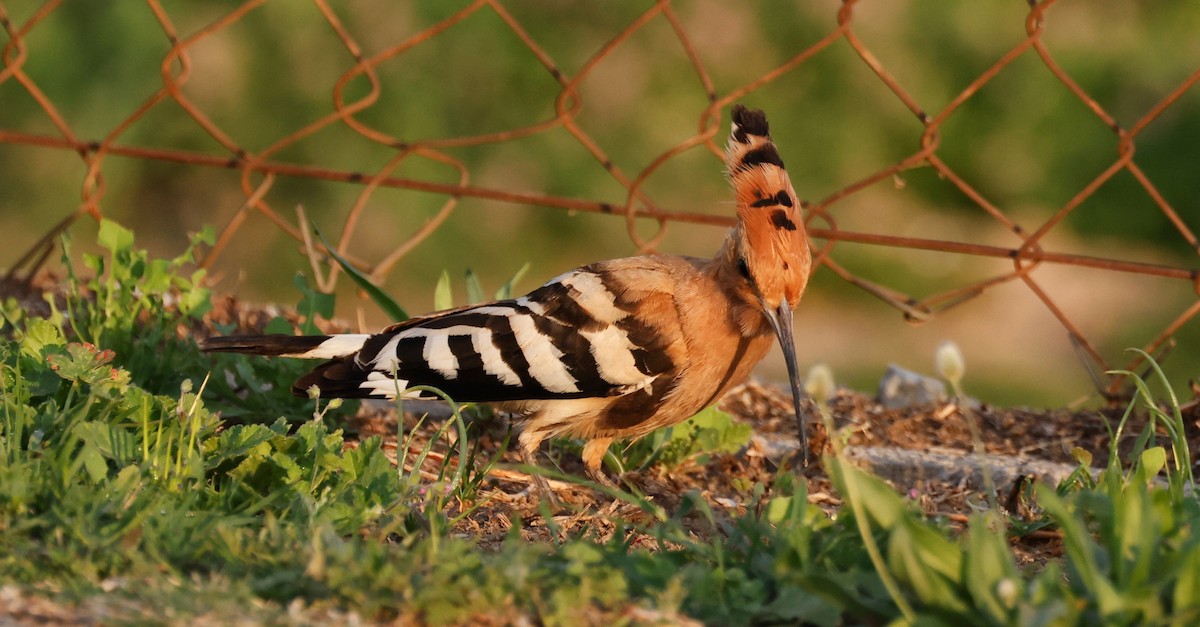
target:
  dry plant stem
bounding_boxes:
[295,205,335,294]
[951,389,1001,513]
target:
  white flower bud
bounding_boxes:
[805,363,836,405]
[996,577,1019,608]
[936,341,965,387]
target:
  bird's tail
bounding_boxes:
[199,334,372,359]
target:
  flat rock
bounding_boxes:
[877,363,946,409]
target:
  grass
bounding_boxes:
[2,220,1199,624]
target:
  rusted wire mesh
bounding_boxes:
[2,0,1198,400]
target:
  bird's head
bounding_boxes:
[722,106,811,327]
[722,104,813,464]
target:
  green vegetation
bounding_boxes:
[2,223,1198,624]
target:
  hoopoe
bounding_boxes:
[201,105,812,484]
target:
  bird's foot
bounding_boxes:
[779,446,813,476]
[585,466,619,490]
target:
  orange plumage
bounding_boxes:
[201,104,814,488]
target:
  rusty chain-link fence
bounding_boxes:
[2,1,1198,403]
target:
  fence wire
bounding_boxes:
[2,0,1198,400]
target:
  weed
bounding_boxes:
[612,405,753,475]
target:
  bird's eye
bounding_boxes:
[736,258,751,281]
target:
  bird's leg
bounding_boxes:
[520,448,560,506]
[581,437,617,488]
[517,430,561,507]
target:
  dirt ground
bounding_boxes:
[336,372,1198,569]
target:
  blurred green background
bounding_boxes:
[2,1,1198,407]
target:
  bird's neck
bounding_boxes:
[706,246,773,339]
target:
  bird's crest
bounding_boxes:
[725,105,811,307]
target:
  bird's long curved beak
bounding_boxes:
[764,300,808,467]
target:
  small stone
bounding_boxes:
[877,363,946,409]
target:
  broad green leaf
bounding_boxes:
[1114,477,1159,590]
[181,272,213,317]
[143,258,173,294]
[76,440,109,483]
[434,270,453,311]
[20,318,65,359]
[47,342,117,384]
[1174,545,1200,612]
[75,420,138,466]
[97,219,135,254]
[1036,484,1124,615]
[965,511,1019,620]
[1136,447,1166,483]
[766,496,795,524]
[836,462,904,528]
[83,449,111,484]
[887,518,967,612]
[902,515,963,580]
[207,424,277,469]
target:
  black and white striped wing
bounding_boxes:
[293,267,675,401]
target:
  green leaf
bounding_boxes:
[766,496,794,524]
[181,271,213,318]
[495,262,531,300]
[97,219,135,254]
[434,270,453,311]
[313,226,409,322]
[264,316,293,335]
[964,511,1019,620]
[838,463,904,528]
[207,423,279,470]
[1,296,23,330]
[765,493,814,526]
[763,583,841,625]
[47,342,118,384]
[194,224,216,246]
[75,420,138,466]
[293,274,335,334]
[1174,544,1200,612]
[1036,484,1124,615]
[887,517,964,605]
[77,441,108,483]
[82,252,105,274]
[1137,447,1166,484]
[464,269,485,305]
[20,318,65,359]
[638,406,753,469]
